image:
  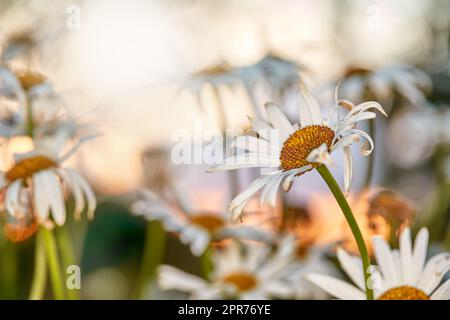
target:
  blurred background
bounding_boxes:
[0,0,449,299]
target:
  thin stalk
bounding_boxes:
[29,229,47,300]
[200,246,213,279]
[55,226,79,299]
[317,165,374,300]
[1,242,17,299]
[41,228,65,300]
[25,96,33,138]
[133,220,166,299]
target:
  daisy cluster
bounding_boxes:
[0,63,96,238]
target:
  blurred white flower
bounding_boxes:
[181,55,301,119]
[158,237,297,299]
[210,82,386,221]
[0,68,85,140]
[0,132,96,227]
[307,228,450,300]
[131,189,273,256]
[281,242,338,300]
[336,64,431,110]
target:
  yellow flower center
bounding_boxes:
[378,286,429,300]
[6,156,57,182]
[222,272,258,292]
[189,214,225,232]
[279,125,335,172]
[16,71,46,91]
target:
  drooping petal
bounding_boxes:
[342,146,353,194]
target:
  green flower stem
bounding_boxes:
[25,96,34,138]
[1,242,18,299]
[55,226,79,300]
[317,165,374,300]
[29,229,47,300]
[41,228,65,300]
[363,118,376,189]
[134,220,166,299]
[200,246,213,279]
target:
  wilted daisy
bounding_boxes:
[336,64,431,109]
[131,189,273,256]
[158,237,297,299]
[0,133,96,227]
[307,228,450,300]
[210,82,386,221]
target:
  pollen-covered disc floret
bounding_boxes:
[190,214,225,232]
[222,272,258,292]
[280,125,335,172]
[307,228,450,300]
[210,81,386,221]
[378,286,429,300]
[6,156,57,182]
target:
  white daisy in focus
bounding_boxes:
[131,189,273,256]
[307,228,450,300]
[210,82,386,221]
[0,133,96,227]
[158,237,297,299]
[336,64,431,109]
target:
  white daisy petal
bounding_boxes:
[430,278,450,300]
[306,273,365,300]
[298,81,323,126]
[399,228,415,285]
[413,228,429,281]
[42,170,66,226]
[265,102,294,138]
[5,180,22,217]
[417,253,450,294]
[337,248,365,290]
[33,172,50,223]
[158,265,207,291]
[342,146,353,194]
[373,236,399,287]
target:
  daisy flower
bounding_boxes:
[0,68,75,139]
[283,242,338,299]
[210,81,386,221]
[181,56,302,119]
[0,132,96,227]
[337,64,431,109]
[158,237,297,299]
[387,107,450,169]
[307,228,450,300]
[131,189,273,256]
